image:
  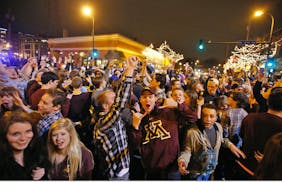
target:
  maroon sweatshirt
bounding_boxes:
[129,103,196,171]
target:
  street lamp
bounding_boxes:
[253,10,275,43]
[254,10,275,73]
[82,6,95,59]
[254,10,264,17]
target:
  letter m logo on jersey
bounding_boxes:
[143,120,171,144]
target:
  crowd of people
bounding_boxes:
[0,55,281,180]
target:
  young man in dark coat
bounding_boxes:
[129,87,195,180]
[238,87,282,179]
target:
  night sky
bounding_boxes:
[1,0,282,67]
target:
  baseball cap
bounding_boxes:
[141,87,156,95]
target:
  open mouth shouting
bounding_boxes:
[55,140,66,149]
[51,128,70,151]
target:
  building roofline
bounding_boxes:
[48,33,145,49]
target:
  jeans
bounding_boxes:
[183,173,211,181]
[145,164,181,180]
[196,173,211,181]
[167,169,181,180]
[109,171,129,180]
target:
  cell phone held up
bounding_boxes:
[198,91,204,99]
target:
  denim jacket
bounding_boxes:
[178,121,231,176]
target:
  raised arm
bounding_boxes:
[96,56,138,129]
[20,57,38,79]
[253,72,267,106]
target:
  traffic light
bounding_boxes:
[197,39,205,51]
[92,48,99,59]
[265,58,276,69]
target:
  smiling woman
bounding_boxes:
[0,111,50,180]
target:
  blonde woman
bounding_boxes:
[47,118,94,180]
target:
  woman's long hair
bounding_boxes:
[185,90,198,111]
[229,91,250,111]
[47,118,82,180]
[255,132,282,180]
[0,111,41,171]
